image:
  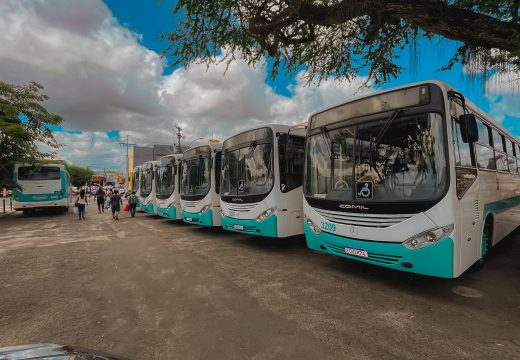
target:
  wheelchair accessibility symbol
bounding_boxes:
[238,180,245,192]
[356,181,373,200]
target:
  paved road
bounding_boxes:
[0,205,519,359]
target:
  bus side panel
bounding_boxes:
[483,172,520,246]
[283,187,304,237]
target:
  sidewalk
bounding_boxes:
[0,197,15,217]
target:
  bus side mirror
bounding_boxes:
[459,113,478,143]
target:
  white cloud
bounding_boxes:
[0,0,372,169]
[485,71,520,122]
[51,132,126,171]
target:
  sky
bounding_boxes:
[0,0,518,171]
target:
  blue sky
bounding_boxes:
[0,0,518,171]
[104,0,518,124]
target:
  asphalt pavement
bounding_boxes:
[0,203,519,359]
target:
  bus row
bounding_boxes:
[14,80,520,278]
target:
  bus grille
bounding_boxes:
[221,202,258,213]
[315,208,414,228]
[181,200,199,209]
[325,242,402,265]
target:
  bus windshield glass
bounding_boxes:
[155,164,175,197]
[133,170,140,192]
[181,155,211,197]
[305,112,447,202]
[221,143,273,197]
[141,167,153,197]
[18,166,61,181]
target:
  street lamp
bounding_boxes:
[188,138,204,148]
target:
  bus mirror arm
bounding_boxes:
[449,90,479,144]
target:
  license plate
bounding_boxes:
[345,247,368,258]
[233,224,244,231]
[34,195,46,200]
[186,217,193,222]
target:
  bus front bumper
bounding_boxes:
[140,202,154,214]
[221,215,278,238]
[304,223,454,278]
[13,198,67,210]
[182,210,213,226]
[158,206,178,219]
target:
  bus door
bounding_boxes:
[451,101,480,271]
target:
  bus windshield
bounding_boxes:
[18,166,61,181]
[221,143,273,197]
[155,164,175,198]
[132,170,140,192]
[181,156,211,197]
[305,112,447,202]
[140,167,153,197]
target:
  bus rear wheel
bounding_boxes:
[475,218,492,270]
[22,209,35,216]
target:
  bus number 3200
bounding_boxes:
[321,221,336,232]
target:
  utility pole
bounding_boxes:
[119,135,136,184]
[174,124,185,153]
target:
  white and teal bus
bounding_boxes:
[12,163,72,215]
[180,143,222,226]
[139,160,158,215]
[220,125,306,238]
[156,154,183,219]
[303,80,520,278]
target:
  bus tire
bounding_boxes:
[475,217,493,270]
[22,209,34,216]
[63,206,69,212]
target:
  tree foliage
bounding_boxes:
[0,81,62,187]
[67,164,94,187]
[164,0,520,85]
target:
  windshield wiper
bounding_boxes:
[374,108,403,147]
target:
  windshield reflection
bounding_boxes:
[140,168,153,197]
[305,113,447,202]
[156,164,175,197]
[181,156,210,197]
[221,143,273,197]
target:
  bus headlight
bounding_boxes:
[403,224,454,250]
[199,204,211,214]
[166,203,175,210]
[256,207,276,222]
[305,216,322,235]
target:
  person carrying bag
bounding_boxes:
[76,189,88,220]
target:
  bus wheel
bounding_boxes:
[475,219,492,269]
[22,209,34,216]
[63,206,69,212]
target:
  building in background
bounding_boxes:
[127,145,175,189]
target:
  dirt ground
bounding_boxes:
[0,204,519,359]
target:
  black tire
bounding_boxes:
[22,208,34,216]
[475,218,492,270]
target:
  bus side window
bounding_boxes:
[514,143,520,174]
[215,151,222,194]
[452,117,477,198]
[507,140,518,174]
[492,129,509,172]
[475,120,496,171]
[279,134,305,193]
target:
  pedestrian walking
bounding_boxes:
[76,189,88,220]
[127,191,138,218]
[95,187,106,214]
[110,191,122,220]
